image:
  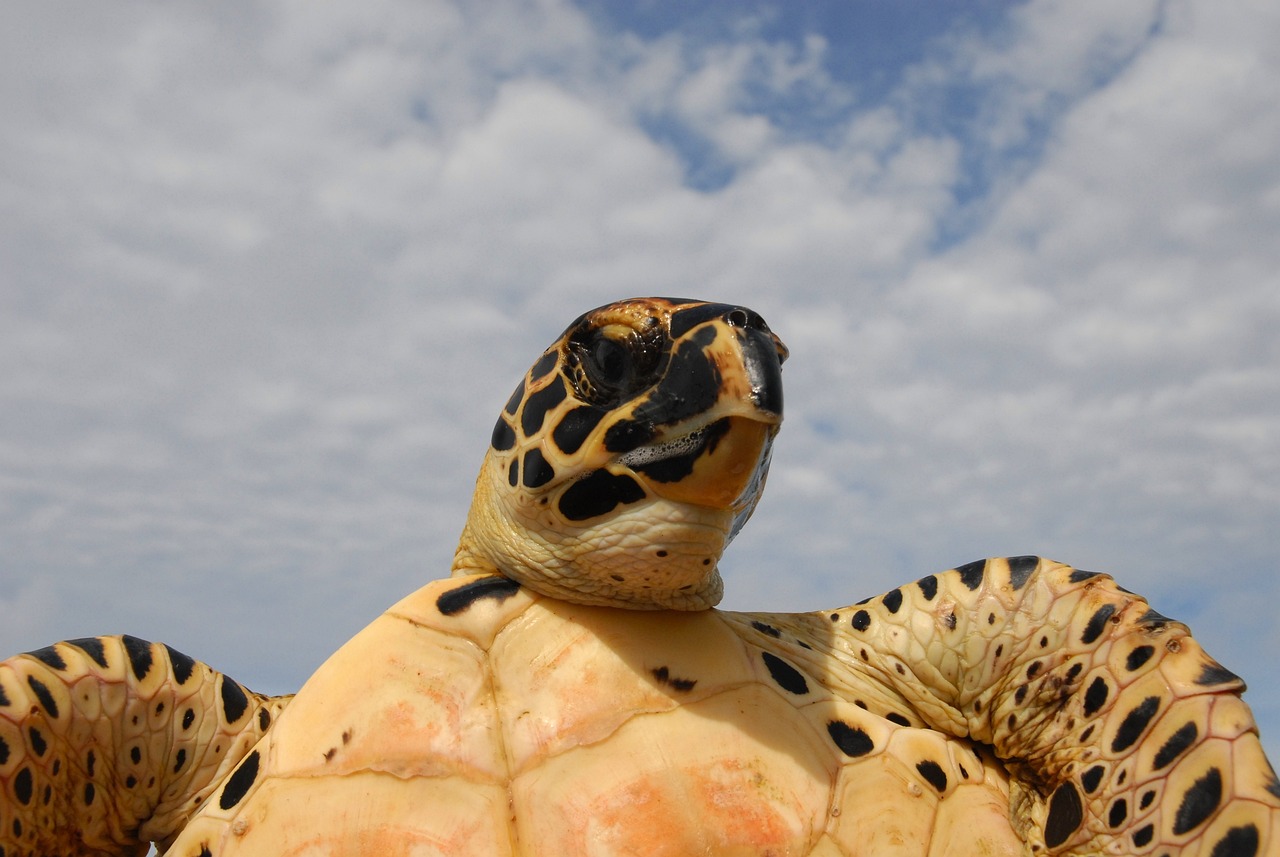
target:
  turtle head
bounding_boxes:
[454,297,787,610]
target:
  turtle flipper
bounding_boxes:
[0,636,290,856]
[830,556,1279,856]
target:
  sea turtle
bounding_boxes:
[2,297,1277,857]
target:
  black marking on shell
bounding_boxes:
[1210,825,1260,857]
[1111,696,1161,753]
[27,728,46,757]
[1069,569,1101,583]
[121,635,154,681]
[13,768,33,805]
[24,645,66,671]
[1081,603,1117,645]
[882,588,903,613]
[558,469,646,521]
[491,417,516,452]
[761,652,809,695]
[529,351,558,383]
[850,610,871,631]
[826,720,874,757]
[1196,662,1243,687]
[1081,764,1106,794]
[521,448,556,489]
[751,621,781,638]
[886,712,911,727]
[218,749,260,811]
[955,559,986,590]
[1007,555,1038,589]
[552,405,606,456]
[916,575,938,600]
[520,377,568,438]
[1173,767,1223,835]
[916,760,948,793]
[220,677,250,724]
[1083,676,1109,716]
[1133,823,1154,848]
[1044,781,1084,848]
[1126,645,1154,672]
[650,666,697,692]
[26,676,59,719]
[1108,797,1128,828]
[437,576,522,616]
[164,644,197,685]
[1153,721,1198,771]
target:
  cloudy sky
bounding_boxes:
[3,0,1277,765]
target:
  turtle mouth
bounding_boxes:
[618,423,719,470]
[619,416,776,511]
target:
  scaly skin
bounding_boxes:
[0,636,288,856]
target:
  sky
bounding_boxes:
[2,0,1277,769]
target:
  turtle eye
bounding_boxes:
[585,334,633,392]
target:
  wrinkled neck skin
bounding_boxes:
[452,451,730,611]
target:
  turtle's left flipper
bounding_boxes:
[834,556,1279,856]
[0,635,289,856]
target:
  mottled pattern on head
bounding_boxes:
[453,297,787,610]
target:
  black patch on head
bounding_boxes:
[633,418,732,484]
[1068,569,1101,583]
[26,676,59,719]
[1173,767,1223,835]
[667,302,734,340]
[520,377,568,438]
[826,720,874,757]
[491,417,516,452]
[218,749,260,811]
[221,678,250,724]
[1111,695,1160,753]
[508,460,519,487]
[882,588,903,613]
[529,351,558,383]
[761,652,809,695]
[1132,823,1154,848]
[164,644,197,685]
[552,406,607,456]
[1083,676,1109,716]
[916,575,938,601]
[1044,781,1083,848]
[619,326,722,438]
[28,727,47,757]
[504,381,525,416]
[558,469,646,521]
[521,448,556,489]
[886,712,911,727]
[751,621,781,638]
[850,610,871,631]
[67,637,109,669]
[603,418,657,454]
[1007,555,1038,589]
[1153,721,1198,771]
[955,559,986,590]
[1080,603,1117,645]
[1081,764,1106,794]
[650,666,697,692]
[1108,797,1128,828]
[121,635,154,681]
[1126,645,1154,672]
[1196,662,1243,687]
[1138,607,1173,627]
[14,767,33,805]
[1210,825,1260,857]
[24,645,67,671]
[916,760,948,793]
[436,576,522,616]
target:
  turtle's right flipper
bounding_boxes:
[0,635,289,856]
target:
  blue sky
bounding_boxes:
[2,0,1278,772]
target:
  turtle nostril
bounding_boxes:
[726,308,750,328]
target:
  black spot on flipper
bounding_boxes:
[1126,645,1154,672]
[163,644,197,685]
[1196,662,1243,687]
[27,727,46,757]
[751,621,781,638]
[1080,764,1106,794]
[1140,788,1156,809]
[1172,767,1223,835]
[220,677,250,724]
[1210,825,1260,857]
[1138,607,1174,628]
[1007,555,1038,589]
[1108,797,1128,828]
[491,417,516,452]
[121,635,154,681]
[1132,823,1154,848]
[881,588,903,613]
[1080,603,1117,645]
[558,469,646,521]
[916,575,938,601]
[1082,676,1109,716]
[259,707,271,730]
[182,708,196,730]
[915,760,948,793]
[850,610,871,631]
[174,748,187,773]
[1111,695,1160,753]
[198,846,214,857]
[84,782,95,806]
[650,666,697,692]
[14,767,33,805]
[0,680,8,707]
[436,576,522,616]
[826,720,874,757]
[1153,721,1198,771]
[521,448,555,488]
[1266,767,1280,800]
[0,735,8,765]
[955,559,986,590]
[552,405,606,456]
[24,645,66,671]
[885,712,911,727]
[218,749,260,811]
[26,676,59,718]
[761,652,809,695]
[1069,569,1101,583]
[520,377,568,438]
[1044,781,1083,848]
